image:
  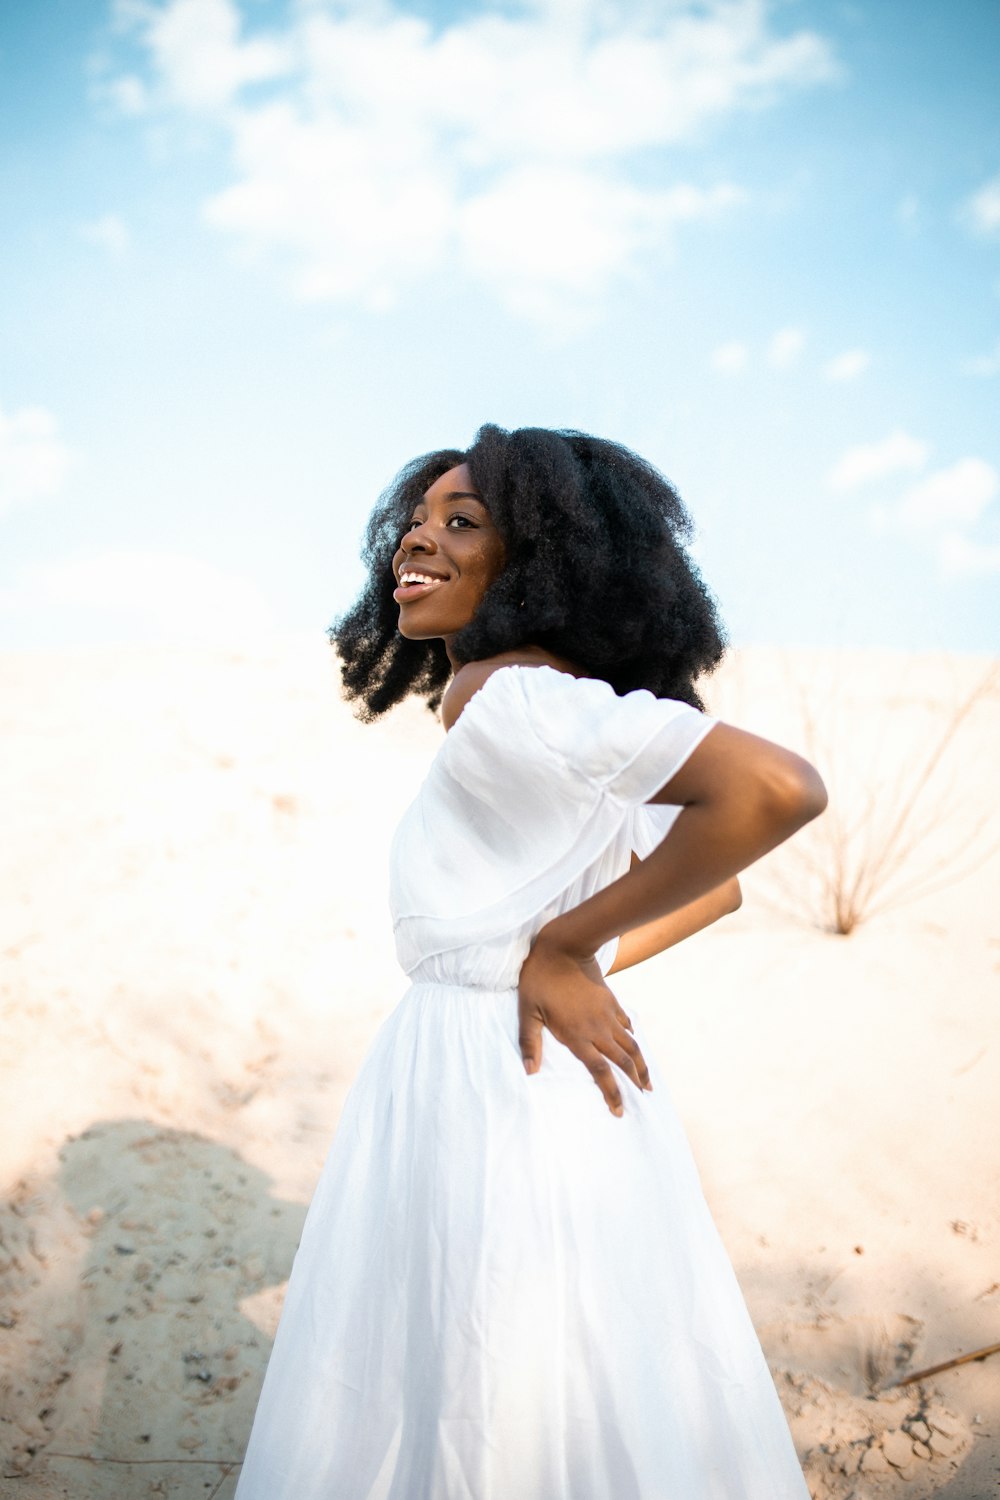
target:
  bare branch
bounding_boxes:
[762,655,998,935]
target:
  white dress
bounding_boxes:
[235,665,809,1499]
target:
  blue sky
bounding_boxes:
[1,0,998,653]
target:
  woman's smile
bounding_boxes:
[393,566,450,601]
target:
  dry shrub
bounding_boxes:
[710,649,999,936]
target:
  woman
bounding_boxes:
[235,425,826,1498]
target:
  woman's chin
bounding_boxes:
[397,615,446,641]
[397,608,472,641]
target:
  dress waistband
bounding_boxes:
[405,978,519,995]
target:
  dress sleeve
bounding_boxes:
[514,665,717,805]
[391,664,718,962]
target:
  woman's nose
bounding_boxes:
[401,522,435,554]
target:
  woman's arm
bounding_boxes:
[518,722,827,1115]
[606,872,742,975]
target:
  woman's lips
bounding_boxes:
[393,577,447,603]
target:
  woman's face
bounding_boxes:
[392,463,506,649]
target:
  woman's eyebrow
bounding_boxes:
[413,490,485,509]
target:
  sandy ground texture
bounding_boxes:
[1,638,997,1500]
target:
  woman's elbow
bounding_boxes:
[724,876,743,915]
[768,756,828,828]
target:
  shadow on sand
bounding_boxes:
[1,1118,306,1499]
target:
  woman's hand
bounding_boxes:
[518,929,652,1117]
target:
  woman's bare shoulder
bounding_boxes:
[440,649,580,732]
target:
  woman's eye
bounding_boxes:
[403,514,476,534]
[398,516,476,540]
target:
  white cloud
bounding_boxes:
[866,456,1000,579]
[0,550,275,644]
[204,100,454,308]
[93,72,149,116]
[823,349,870,382]
[895,458,998,531]
[961,340,1000,378]
[132,0,291,113]
[0,404,75,513]
[114,73,149,114]
[766,325,805,369]
[962,173,1000,238]
[827,429,929,492]
[457,172,744,321]
[80,212,131,257]
[105,0,837,322]
[710,340,749,374]
[939,530,1000,577]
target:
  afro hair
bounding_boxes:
[330,423,727,718]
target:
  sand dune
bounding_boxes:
[1,639,997,1499]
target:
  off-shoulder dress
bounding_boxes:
[235,664,808,1499]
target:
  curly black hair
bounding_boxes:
[330,424,727,718]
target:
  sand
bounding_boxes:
[1,638,997,1499]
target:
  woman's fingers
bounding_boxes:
[517,939,651,1113]
[528,1013,651,1112]
[583,1036,652,1114]
[615,1027,652,1091]
[519,1002,545,1076]
[585,1051,624,1117]
[605,1040,646,1095]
